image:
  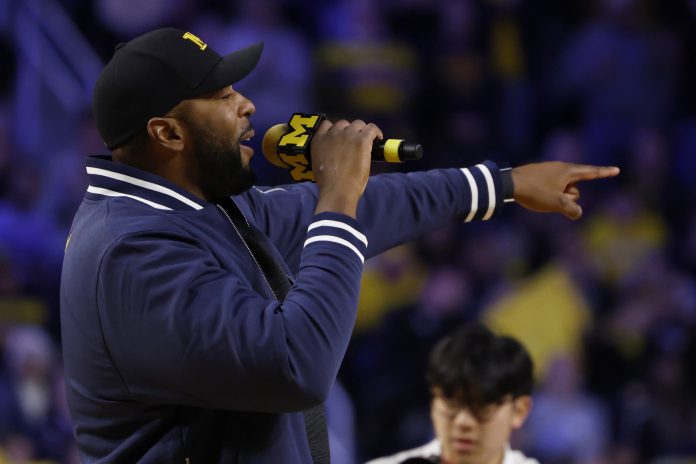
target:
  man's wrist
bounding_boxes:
[315,190,360,218]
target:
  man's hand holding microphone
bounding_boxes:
[311,119,383,219]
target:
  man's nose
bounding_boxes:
[237,92,256,118]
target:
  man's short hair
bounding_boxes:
[426,323,534,416]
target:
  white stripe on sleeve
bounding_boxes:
[304,235,365,263]
[476,164,496,221]
[460,168,478,222]
[307,220,368,247]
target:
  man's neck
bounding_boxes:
[112,151,208,201]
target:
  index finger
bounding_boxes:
[568,165,620,183]
[314,118,334,135]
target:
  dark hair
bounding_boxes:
[426,323,534,416]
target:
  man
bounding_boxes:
[60,27,618,463]
[366,323,538,464]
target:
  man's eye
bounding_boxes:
[221,94,232,99]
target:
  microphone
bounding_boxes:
[261,113,423,182]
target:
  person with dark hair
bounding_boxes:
[60,27,616,463]
[366,323,538,464]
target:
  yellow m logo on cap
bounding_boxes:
[182,32,207,51]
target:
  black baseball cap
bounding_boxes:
[93,27,263,149]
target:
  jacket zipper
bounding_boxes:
[216,205,279,300]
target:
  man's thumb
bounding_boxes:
[562,195,583,220]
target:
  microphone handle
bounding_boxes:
[371,139,423,163]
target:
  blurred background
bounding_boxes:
[1,0,696,463]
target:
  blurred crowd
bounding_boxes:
[1,0,695,463]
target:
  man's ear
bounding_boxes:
[511,396,532,429]
[146,117,185,152]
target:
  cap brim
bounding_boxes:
[198,42,264,93]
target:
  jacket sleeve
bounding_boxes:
[246,161,504,271]
[96,212,366,413]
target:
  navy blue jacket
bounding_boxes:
[60,155,504,463]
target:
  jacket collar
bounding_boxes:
[85,155,207,211]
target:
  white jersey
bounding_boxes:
[364,439,540,464]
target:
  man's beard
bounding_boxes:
[190,123,256,199]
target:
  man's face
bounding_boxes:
[430,390,531,464]
[178,86,257,199]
